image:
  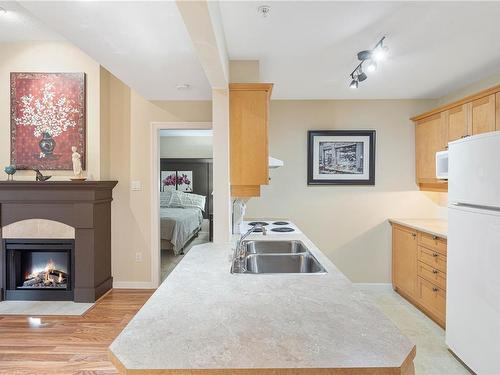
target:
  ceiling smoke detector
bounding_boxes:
[257,5,271,18]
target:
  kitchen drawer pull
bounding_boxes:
[432,252,439,257]
[412,233,416,238]
[432,269,439,274]
[432,235,438,240]
[432,287,439,292]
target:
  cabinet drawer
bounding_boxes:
[418,246,447,272]
[418,246,447,273]
[417,261,446,290]
[418,232,447,255]
[417,277,446,325]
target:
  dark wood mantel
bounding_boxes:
[0,180,118,303]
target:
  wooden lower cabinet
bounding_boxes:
[392,225,418,299]
[416,277,446,327]
[392,224,447,328]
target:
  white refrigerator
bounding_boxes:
[447,131,500,374]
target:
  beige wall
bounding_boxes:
[437,70,500,106]
[160,136,213,158]
[102,78,212,284]
[245,100,447,283]
[229,60,260,83]
[0,42,102,179]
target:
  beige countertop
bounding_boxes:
[109,229,415,374]
[389,218,448,239]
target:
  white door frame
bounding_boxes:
[150,121,212,288]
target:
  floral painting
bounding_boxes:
[161,171,193,192]
[10,73,86,170]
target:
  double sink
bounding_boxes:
[231,240,327,274]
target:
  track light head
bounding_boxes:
[357,72,367,82]
[366,59,377,72]
[372,45,388,62]
[349,79,358,89]
[357,50,372,61]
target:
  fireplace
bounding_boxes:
[5,240,74,301]
[0,181,117,302]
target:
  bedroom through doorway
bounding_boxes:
[159,129,213,281]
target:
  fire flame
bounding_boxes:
[58,272,63,283]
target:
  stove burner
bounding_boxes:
[252,227,264,233]
[272,221,289,226]
[271,227,295,233]
[248,221,269,226]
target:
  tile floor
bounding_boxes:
[357,286,471,375]
[161,220,210,281]
[0,300,94,316]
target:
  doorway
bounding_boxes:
[150,123,213,286]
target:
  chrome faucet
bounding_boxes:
[232,223,267,270]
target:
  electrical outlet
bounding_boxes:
[135,252,143,262]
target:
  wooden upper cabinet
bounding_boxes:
[412,84,500,192]
[230,83,273,198]
[446,104,470,142]
[415,113,446,184]
[392,225,418,299]
[471,94,496,135]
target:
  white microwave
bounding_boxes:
[436,150,448,180]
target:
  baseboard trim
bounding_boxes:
[112,281,156,289]
[353,283,393,291]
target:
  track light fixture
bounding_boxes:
[348,36,388,88]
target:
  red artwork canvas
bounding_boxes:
[10,72,86,170]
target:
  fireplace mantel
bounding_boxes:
[0,180,117,302]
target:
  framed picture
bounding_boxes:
[161,171,177,192]
[176,171,193,192]
[307,130,376,185]
[160,170,193,192]
[10,72,86,170]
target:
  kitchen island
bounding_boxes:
[109,230,415,374]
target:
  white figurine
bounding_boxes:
[71,146,83,178]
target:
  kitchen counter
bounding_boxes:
[109,230,415,374]
[389,218,448,239]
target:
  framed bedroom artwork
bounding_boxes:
[307,130,376,185]
[161,170,193,192]
[10,72,86,170]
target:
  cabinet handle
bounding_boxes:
[412,233,416,238]
[432,269,439,274]
[432,287,439,292]
[432,253,439,257]
[432,235,438,240]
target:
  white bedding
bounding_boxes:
[160,207,203,255]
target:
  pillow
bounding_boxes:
[160,190,173,207]
[170,190,206,211]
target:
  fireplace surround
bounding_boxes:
[0,181,117,303]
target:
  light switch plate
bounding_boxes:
[131,181,142,191]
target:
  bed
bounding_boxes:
[160,207,204,255]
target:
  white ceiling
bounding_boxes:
[0,1,63,42]
[18,1,211,100]
[219,1,500,99]
[6,1,500,100]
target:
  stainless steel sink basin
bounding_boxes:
[243,254,327,274]
[231,239,327,274]
[243,240,308,254]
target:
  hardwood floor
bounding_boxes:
[0,289,154,375]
